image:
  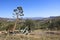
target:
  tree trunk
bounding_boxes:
[13,14,19,33]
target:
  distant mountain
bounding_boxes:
[0,17,15,21]
[23,17,44,20]
[0,16,60,21]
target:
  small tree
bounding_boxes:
[13,6,24,33]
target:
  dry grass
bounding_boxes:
[0,30,60,40]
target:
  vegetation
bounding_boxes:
[0,30,60,40]
[0,6,60,40]
[0,16,60,31]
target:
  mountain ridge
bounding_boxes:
[0,16,60,21]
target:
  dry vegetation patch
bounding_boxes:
[0,30,60,40]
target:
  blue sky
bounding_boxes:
[0,0,60,18]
